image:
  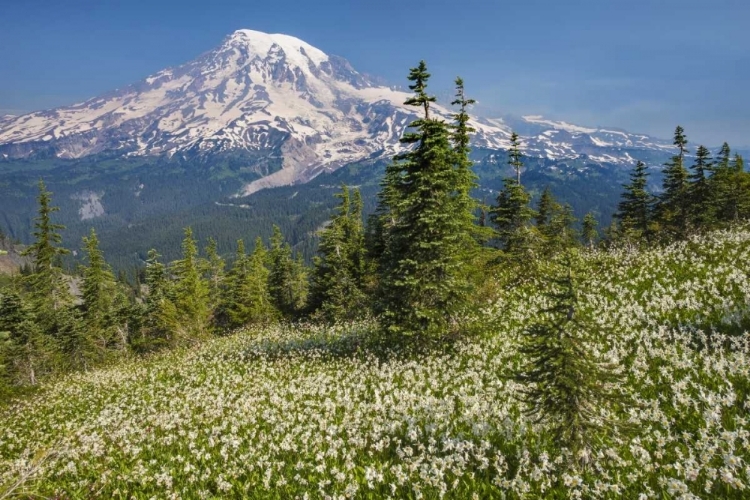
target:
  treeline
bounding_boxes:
[1,61,748,422]
[613,128,749,241]
[490,125,749,256]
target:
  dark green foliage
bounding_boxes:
[490,178,537,257]
[581,212,599,249]
[268,226,308,318]
[615,129,750,246]
[222,238,277,328]
[21,180,74,333]
[309,186,369,323]
[79,228,126,363]
[0,285,56,385]
[490,133,538,259]
[615,161,653,240]
[375,62,477,338]
[688,145,714,229]
[508,132,523,185]
[535,186,556,229]
[514,254,622,460]
[713,151,750,223]
[0,329,10,396]
[136,249,177,351]
[202,237,226,316]
[657,126,691,239]
[535,188,578,255]
[171,227,211,341]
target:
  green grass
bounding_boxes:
[2,228,750,498]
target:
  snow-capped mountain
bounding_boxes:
[0,29,674,194]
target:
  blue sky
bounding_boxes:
[1,0,748,146]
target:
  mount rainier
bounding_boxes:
[0,29,674,195]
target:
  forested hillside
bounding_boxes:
[2,62,750,499]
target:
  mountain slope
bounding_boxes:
[0,29,675,196]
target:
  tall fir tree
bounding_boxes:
[268,226,307,318]
[309,185,369,322]
[202,237,226,318]
[0,284,54,385]
[490,132,537,258]
[535,188,576,254]
[710,142,734,224]
[138,249,177,350]
[729,154,750,221]
[21,180,74,332]
[714,151,750,223]
[449,78,487,259]
[375,62,477,339]
[546,203,578,253]
[223,238,277,328]
[615,160,653,241]
[79,228,123,363]
[172,227,211,341]
[535,187,556,229]
[246,237,277,325]
[508,131,523,185]
[581,213,599,249]
[688,145,715,229]
[657,126,691,239]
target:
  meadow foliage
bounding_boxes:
[2,228,750,499]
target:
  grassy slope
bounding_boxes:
[1,229,750,499]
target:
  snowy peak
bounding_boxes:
[0,29,675,193]
[225,29,329,68]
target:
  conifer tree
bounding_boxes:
[714,152,750,223]
[172,227,211,340]
[535,188,577,254]
[0,285,54,385]
[710,142,733,224]
[534,186,556,230]
[490,132,537,258]
[514,254,622,460]
[688,145,714,229]
[616,160,653,240]
[491,179,537,257]
[376,62,477,339]
[451,77,476,194]
[508,132,523,185]
[450,77,486,248]
[202,237,226,317]
[729,154,750,221]
[0,328,10,395]
[221,239,248,328]
[138,249,177,350]
[546,203,578,253]
[309,185,369,322]
[268,226,307,318]
[79,228,122,362]
[21,180,74,332]
[223,238,277,327]
[657,126,691,239]
[246,237,277,325]
[581,213,599,249]
[536,186,556,230]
